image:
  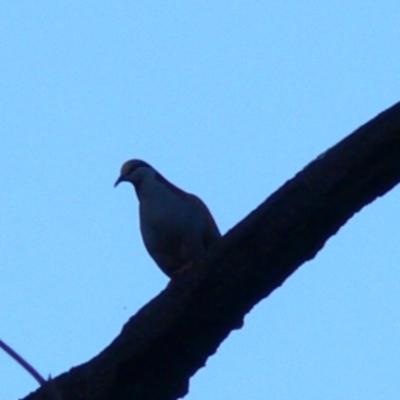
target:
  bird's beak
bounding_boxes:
[114,176,124,187]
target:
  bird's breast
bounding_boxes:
[138,184,198,245]
[140,194,194,236]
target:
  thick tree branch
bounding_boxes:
[24,101,400,400]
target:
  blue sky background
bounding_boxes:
[1,2,400,399]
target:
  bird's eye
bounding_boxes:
[121,162,134,176]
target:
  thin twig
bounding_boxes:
[0,338,64,399]
[0,338,46,385]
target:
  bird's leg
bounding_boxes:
[172,260,194,278]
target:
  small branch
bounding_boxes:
[0,338,46,385]
[0,339,63,400]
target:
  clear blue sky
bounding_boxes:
[1,3,400,399]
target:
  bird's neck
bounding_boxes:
[136,172,186,203]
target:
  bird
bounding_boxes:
[114,159,221,278]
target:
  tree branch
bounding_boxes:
[24,101,400,400]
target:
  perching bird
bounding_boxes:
[114,160,221,278]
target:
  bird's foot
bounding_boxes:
[172,261,193,279]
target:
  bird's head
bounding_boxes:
[114,159,154,188]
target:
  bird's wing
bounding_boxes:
[189,194,221,247]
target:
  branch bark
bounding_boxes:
[24,101,400,400]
